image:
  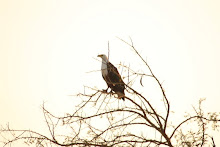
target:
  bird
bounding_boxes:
[97,54,125,101]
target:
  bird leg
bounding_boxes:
[102,87,109,93]
[108,89,114,97]
[102,87,115,97]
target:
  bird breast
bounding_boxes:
[101,61,108,76]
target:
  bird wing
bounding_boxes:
[107,62,125,86]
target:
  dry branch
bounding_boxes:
[1,38,219,147]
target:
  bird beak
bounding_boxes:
[97,55,101,58]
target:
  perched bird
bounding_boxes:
[97,54,125,100]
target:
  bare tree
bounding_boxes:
[1,38,219,147]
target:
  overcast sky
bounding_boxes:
[1,0,220,146]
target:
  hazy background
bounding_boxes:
[1,0,220,146]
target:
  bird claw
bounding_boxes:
[102,87,110,93]
[102,89,114,96]
[102,89,108,93]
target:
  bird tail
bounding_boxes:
[117,92,125,101]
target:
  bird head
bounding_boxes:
[97,54,108,62]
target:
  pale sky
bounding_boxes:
[0,0,220,146]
